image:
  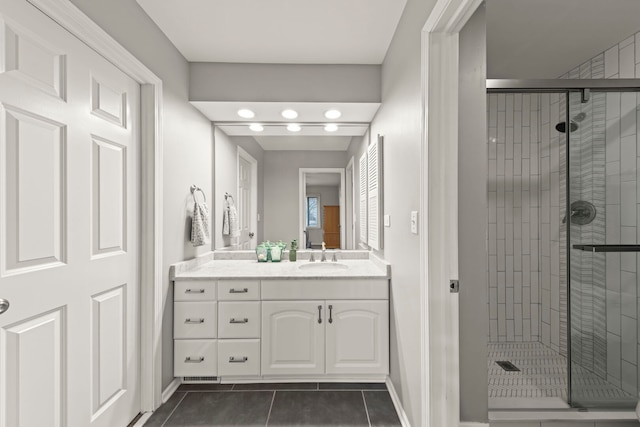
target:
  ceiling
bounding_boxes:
[138,0,640,148]
[136,0,407,64]
[487,0,640,78]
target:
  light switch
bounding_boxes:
[410,211,418,234]
[384,215,391,227]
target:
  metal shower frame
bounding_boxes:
[487,78,640,408]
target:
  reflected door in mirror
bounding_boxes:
[324,206,340,249]
[238,156,252,249]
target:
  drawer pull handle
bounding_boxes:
[328,304,333,324]
[229,288,249,293]
[185,318,205,324]
[185,356,204,363]
[185,289,205,294]
[317,305,322,324]
[229,356,248,363]
[230,318,249,324]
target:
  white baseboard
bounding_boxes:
[161,377,182,404]
[131,412,152,427]
[385,377,412,427]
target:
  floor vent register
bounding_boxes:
[495,361,520,372]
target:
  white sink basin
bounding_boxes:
[298,262,349,272]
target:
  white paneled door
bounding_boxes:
[237,149,256,250]
[0,1,141,426]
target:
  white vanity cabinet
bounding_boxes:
[325,300,389,375]
[173,274,389,382]
[260,279,389,378]
[261,301,325,375]
[173,280,217,377]
[216,280,261,377]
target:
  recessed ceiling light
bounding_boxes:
[238,109,255,119]
[249,123,264,132]
[324,124,338,132]
[324,109,342,119]
[281,109,298,119]
[287,124,301,132]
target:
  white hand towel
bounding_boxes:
[222,205,230,236]
[228,204,240,237]
[191,199,210,246]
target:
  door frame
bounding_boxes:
[298,168,346,250]
[420,0,483,425]
[237,146,258,249]
[29,0,164,412]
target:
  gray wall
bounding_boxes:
[213,128,265,249]
[367,0,438,423]
[459,5,488,422]
[306,185,340,245]
[190,63,381,103]
[263,151,347,243]
[69,0,214,391]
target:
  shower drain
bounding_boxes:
[496,361,520,372]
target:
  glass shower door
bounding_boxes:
[568,89,640,408]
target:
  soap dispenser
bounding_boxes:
[289,239,298,262]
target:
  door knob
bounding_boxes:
[249,232,255,238]
[0,299,9,315]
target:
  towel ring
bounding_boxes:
[225,192,234,203]
[190,184,206,203]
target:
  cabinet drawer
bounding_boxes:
[218,339,260,376]
[174,280,216,302]
[174,302,217,339]
[261,279,389,300]
[218,302,260,338]
[218,280,260,301]
[174,339,217,377]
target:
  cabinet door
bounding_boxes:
[325,300,389,375]
[262,301,325,375]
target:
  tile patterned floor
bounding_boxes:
[488,342,633,408]
[144,383,402,427]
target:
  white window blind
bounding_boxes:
[367,136,383,250]
[359,152,368,244]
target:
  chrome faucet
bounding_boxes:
[331,251,338,262]
[321,242,327,262]
[309,251,315,262]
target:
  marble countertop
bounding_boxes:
[172,256,390,281]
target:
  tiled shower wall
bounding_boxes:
[487,93,564,351]
[487,93,542,343]
[538,93,564,356]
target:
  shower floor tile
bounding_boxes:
[488,342,632,408]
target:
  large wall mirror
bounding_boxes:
[208,106,382,252]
